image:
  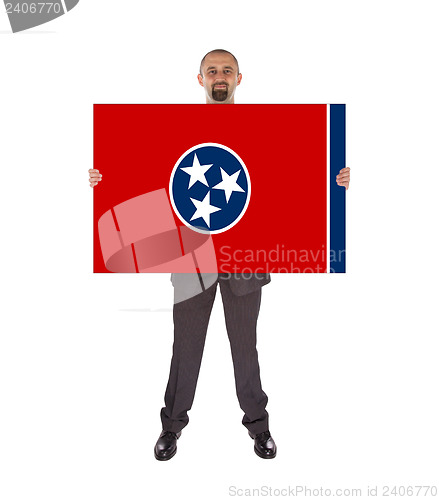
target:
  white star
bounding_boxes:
[190,191,221,228]
[211,167,245,202]
[180,153,213,189]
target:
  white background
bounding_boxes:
[1,1,438,499]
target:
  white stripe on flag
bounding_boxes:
[326,104,330,273]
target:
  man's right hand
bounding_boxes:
[89,169,102,187]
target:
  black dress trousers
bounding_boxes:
[160,275,269,435]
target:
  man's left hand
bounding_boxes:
[336,167,350,190]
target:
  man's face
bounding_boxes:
[197,52,242,104]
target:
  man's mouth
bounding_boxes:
[214,84,227,89]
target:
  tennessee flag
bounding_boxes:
[93,104,345,273]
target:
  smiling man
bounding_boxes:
[88,48,351,462]
[197,50,242,103]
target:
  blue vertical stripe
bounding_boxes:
[330,104,346,273]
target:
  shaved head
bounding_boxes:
[199,49,240,77]
[198,49,242,104]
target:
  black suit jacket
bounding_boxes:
[223,273,271,296]
[171,273,270,301]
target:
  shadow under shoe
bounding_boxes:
[154,430,182,461]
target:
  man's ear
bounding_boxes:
[237,73,242,86]
[197,74,204,87]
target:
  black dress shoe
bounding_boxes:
[154,430,182,461]
[249,430,277,459]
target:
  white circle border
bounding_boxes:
[169,142,251,235]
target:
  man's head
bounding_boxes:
[198,49,242,104]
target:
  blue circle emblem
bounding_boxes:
[169,143,251,234]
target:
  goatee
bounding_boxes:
[212,88,228,102]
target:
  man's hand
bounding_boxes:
[336,167,350,190]
[89,169,102,188]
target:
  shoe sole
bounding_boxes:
[154,447,177,461]
[254,445,276,459]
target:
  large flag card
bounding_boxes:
[93,104,346,274]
